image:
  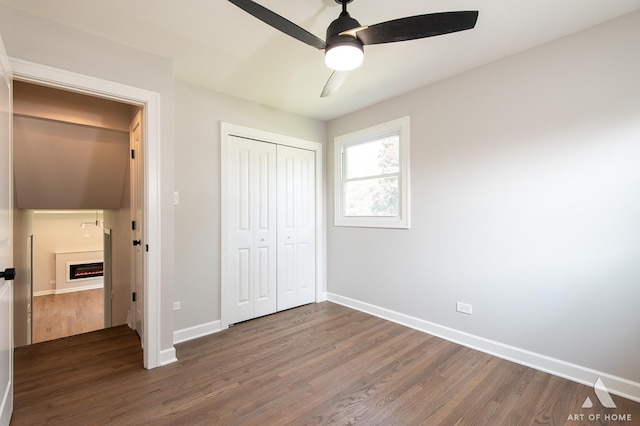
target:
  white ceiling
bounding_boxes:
[2,0,639,120]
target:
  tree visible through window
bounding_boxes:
[334,117,410,228]
[344,136,399,216]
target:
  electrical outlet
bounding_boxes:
[456,302,472,315]
[173,301,181,311]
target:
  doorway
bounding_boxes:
[12,81,142,345]
[9,57,165,368]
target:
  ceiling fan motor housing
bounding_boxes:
[326,11,364,50]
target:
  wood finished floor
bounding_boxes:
[13,302,640,425]
[32,288,104,343]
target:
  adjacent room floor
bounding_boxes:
[31,288,104,343]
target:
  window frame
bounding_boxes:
[334,116,410,229]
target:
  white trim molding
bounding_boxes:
[159,347,177,367]
[173,320,222,345]
[54,283,103,295]
[327,293,640,404]
[334,116,410,229]
[10,57,169,369]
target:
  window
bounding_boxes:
[334,116,410,228]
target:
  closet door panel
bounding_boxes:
[296,149,316,305]
[277,145,316,311]
[226,136,277,324]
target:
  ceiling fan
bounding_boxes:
[228,0,479,97]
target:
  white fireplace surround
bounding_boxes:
[55,250,104,294]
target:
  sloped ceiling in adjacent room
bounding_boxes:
[13,116,129,209]
[13,81,135,209]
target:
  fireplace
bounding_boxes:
[68,261,104,281]
[55,250,104,294]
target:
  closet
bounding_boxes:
[221,125,318,326]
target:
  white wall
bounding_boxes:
[327,10,640,393]
[0,5,176,355]
[173,80,325,334]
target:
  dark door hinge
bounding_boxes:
[131,149,135,159]
[132,220,136,230]
[132,292,137,302]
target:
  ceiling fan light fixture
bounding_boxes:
[325,39,364,71]
[229,0,479,96]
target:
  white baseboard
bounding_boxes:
[159,347,177,366]
[33,284,104,297]
[55,283,104,295]
[173,320,222,345]
[327,293,640,404]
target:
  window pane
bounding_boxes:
[345,136,399,179]
[344,176,399,217]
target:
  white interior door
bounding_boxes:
[225,136,277,325]
[130,110,144,341]
[0,34,13,426]
[277,146,316,311]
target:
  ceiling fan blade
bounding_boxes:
[357,11,479,45]
[228,0,326,50]
[321,70,350,97]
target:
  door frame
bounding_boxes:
[9,58,164,369]
[220,122,325,329]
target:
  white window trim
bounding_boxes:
[334,116,410,229]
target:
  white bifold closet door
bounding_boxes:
[227,136,278,325]
[226,136,315,325]
[277,145,316,311]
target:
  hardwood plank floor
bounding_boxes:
[32,288,104,343]
[12,302,640,425]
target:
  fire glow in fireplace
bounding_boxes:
[68,262,104,281]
